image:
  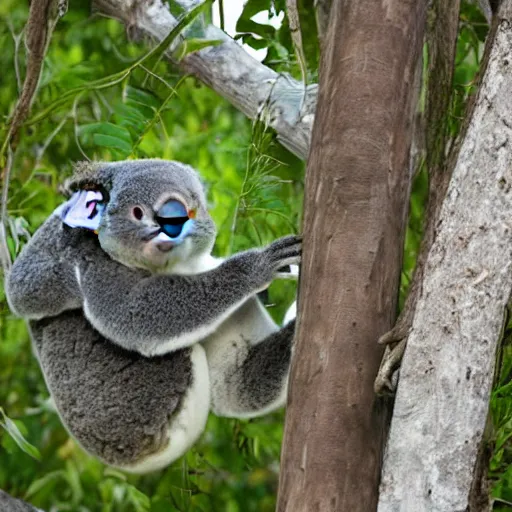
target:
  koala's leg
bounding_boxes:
[31,311,210,473]
[203,298,295,418]
[122,343,210,473]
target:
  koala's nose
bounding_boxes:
[152,232,175,252]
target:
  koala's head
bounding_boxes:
[63,159,216,272]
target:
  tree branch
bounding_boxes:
[0,0,67,273]
[378,4,512,509]
[0,490,41,512]
[92,0,317,159]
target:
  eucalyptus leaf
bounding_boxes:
[0,408,41,461]
[25,471,67,499]
[92,134,133,153]
[174,38,223,60]
[79,122,132,143]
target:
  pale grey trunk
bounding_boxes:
[378,13,512,512]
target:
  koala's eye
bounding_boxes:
[155,199,190,239]
[132,206,144,220]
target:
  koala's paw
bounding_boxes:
[262,235,302,275]
[233,235,301,292]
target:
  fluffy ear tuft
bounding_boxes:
[60,161,113,198]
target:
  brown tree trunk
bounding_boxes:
[276,1,427,511]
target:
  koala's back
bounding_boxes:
[30,310,193,468]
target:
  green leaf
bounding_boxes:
[114,104,148,133]
[238,0,272,21]
[79,122,132,143]
[25,470,66,499]
[0,408,41,460]
[236,18,276,40]
[174,38,223,60]
[92,134,133,153]
[124,86,161,110]
[235,34,269,50]
[126,484,150,512]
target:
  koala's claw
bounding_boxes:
[265,235,302,271]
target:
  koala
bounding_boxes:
[6,159,300,473]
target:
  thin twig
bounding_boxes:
[0,149,14,271]
[6,19,23,93]
[218,0,225,31]
[0,0,66,277]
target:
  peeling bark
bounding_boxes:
[377,7,512,511]
[92,0,316,159]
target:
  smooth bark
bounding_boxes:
[378,5,512,510]
[277,1,426,510]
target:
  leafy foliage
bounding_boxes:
[0,0,510,511]
[0,1,302,510]
[491,324,512,511]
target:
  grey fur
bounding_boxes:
[238,320,295,410]
[79,232,300,355]
[6,159,300,470]
[6,215,82,319]
[30,311,191,466]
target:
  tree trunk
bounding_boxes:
[0,490,40,512]
[276,1,426,510]
[378,4,512,511]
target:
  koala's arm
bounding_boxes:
[78,235,300,356]
[6,214,83,319]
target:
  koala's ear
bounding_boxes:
[61,190,106,231]
[61,161,114,198]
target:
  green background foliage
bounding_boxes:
[0,0,510,510]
